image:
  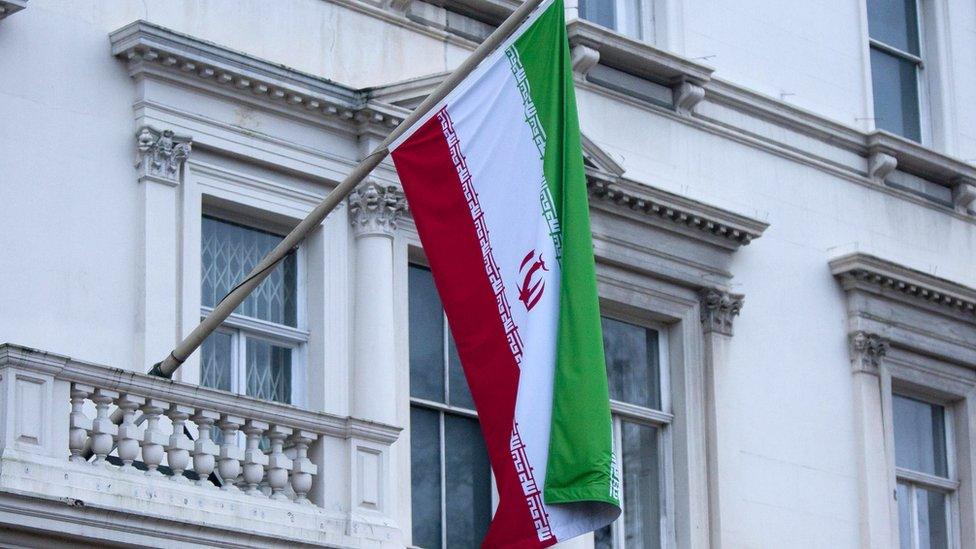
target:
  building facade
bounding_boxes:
[1,0,975,547]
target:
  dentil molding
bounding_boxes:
[136,126,192,186]
[348,180,407,237]
[699,288,745,336]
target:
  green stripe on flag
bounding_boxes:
[512,1,619,506]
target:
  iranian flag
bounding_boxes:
[390,0,620,545]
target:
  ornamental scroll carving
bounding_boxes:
[348,180,407,237]
[848,331,889,374]
[699,288,745,336]
[136,126,192,186]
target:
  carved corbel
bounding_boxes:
[699,288,744,336]
[951,178,976,214]
[848,331,889,375]
[135,126,192,186]
[571,44,600,78]
[867,151,897,184]
[673,80,705,117]
[348,179,408,238]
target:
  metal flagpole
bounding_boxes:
[150,0,546,378]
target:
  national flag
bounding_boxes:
[390,0,620,546]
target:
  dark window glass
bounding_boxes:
[201,215,297,327]
[580,0,615,30]
[622,422,661,548]
[409,265,445,402]
[410,407,442,548]
[870,48,921,141]
[448,332,475,409]
[602,316,661,410]
[893,395,948,477]
[245,338,291,404]
[917,488,949,549]
[444,415,492,548]
[867,0,920,54]
[200,331,233,392]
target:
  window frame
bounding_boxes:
[199,211,310,407]
[579,0,659,43]
[601,310,674,549]
[880,349,975,549]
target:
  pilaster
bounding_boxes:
[134,125,192,375]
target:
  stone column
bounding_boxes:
[698,288,744,549]
[348,180,406,425]
[134,126,192,374]
[849,331,897,549]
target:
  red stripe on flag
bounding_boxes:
[392,111,554,548]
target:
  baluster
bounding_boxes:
[217,415,244,491]
[266,425,293,501]
[242,419,269,496]
[115,393,145,471]
[90,388,119,466]
[140,399,168,476]
[166,404,194,482]
[191,409,220,487]
[290,430,318,504]
[68,384,93,464]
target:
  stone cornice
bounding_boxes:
[0,0,27,20]
[109,21,408,133]
[587,169,768,250]
[830,253,976,323]
[0,343,402,445]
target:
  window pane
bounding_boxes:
[870,48,921,141]
[893,395,948,477]
[867,0,919,55]
[411,407,442,549]
[594,524,613,549]
[602,316,661,409]
[201,216,297,326]
[200,331,233,392]
[897,483,912,549]
[617,0,643,39]
[245,338,292,404]
[445,415,492,548]
[409,265,446,402]
[448,331,475,410]
[917,488,949,549]
[580,0,615,31]
[622,421,661,549]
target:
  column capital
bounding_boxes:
[347,180,407,237]
[849,331,889,374]
[136,125,192,186]
[699,288,744,336]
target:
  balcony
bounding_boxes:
[0,344,402,547]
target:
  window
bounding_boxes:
[893,394,955,549]
[199,215,306,405]
[867,0,924,141]
[579,0,648,40]
[596,315,670,549]
[408,264,492,548]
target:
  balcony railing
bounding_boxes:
[0,343,402,547]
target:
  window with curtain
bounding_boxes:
[198,215,305,405]
[893,394,955,549]
[595,315,670,549]
[867,0,924,141]
[579,0,647,40]
[408,264,492,548]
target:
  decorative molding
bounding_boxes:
[867,151,897,184]
[848,331,889,374]
[109,21,408,135]
[866,131,976,190]
[0,0,27,20]
[135,126,192,186]
[587,170,769,250]
[570,44,600,77]
[348,180,408,237]
[830,253,976,323]
[699,288,744,336]
[673,80,706,116]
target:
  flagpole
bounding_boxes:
[150,0,546,378]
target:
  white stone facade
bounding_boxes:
[1,1,975,547]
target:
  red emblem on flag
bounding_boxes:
[518,249,548,311]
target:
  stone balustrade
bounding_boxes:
[0,344,403,547]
